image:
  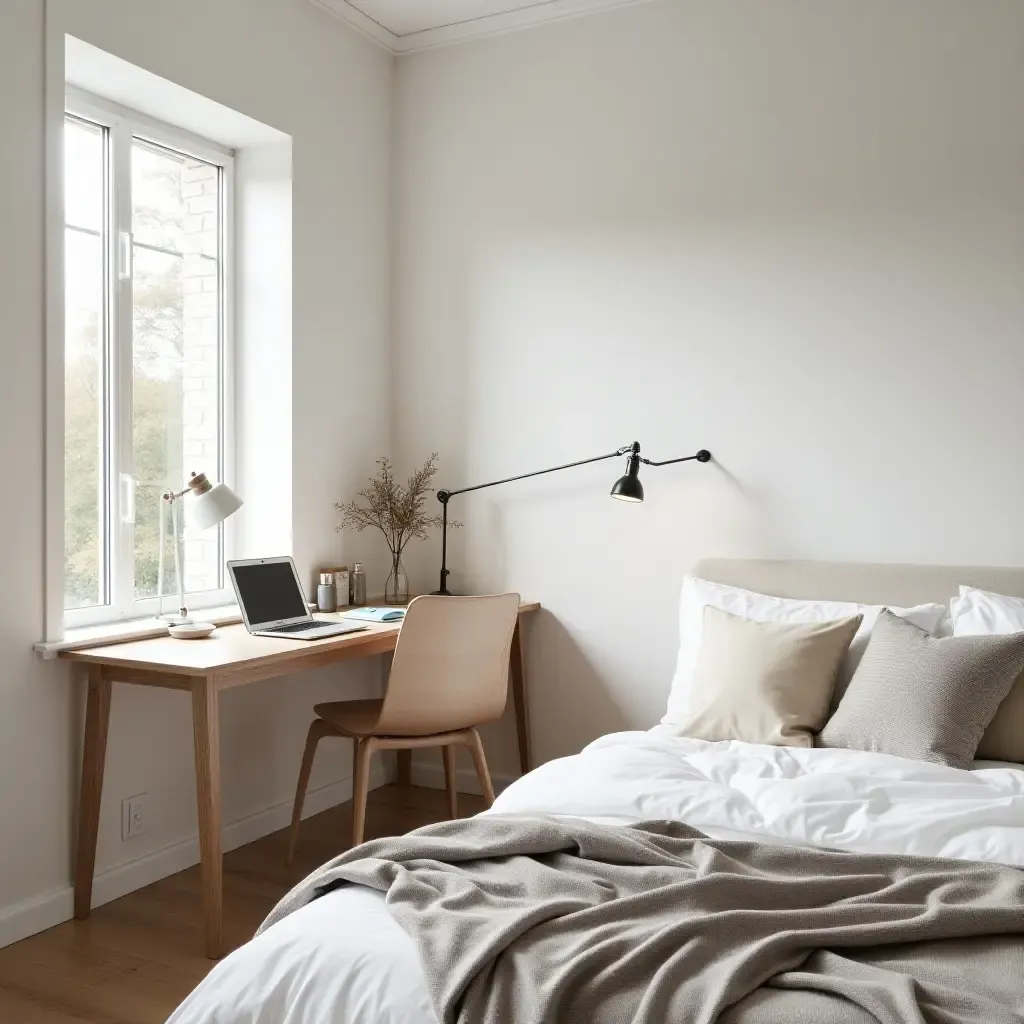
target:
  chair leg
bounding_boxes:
[466,729,496,807]
[287,719,335,865]
[352,736,376,848]
[442,745,458,820]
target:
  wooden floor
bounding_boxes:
[0,784,484,1024]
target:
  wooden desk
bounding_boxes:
[60,602,539,959]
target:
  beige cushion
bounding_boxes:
[678,607,863,747]
[978,677,1024,762]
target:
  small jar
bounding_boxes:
[317,572,338,613]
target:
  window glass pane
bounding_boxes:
[65,118,104,232]
[132,140,221,601]
[64,118,106,612]
[132,141,219,257]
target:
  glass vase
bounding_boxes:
[385,553,410,605]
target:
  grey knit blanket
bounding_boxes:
[258,815,1024,1024]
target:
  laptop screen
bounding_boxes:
[232,561,308,625]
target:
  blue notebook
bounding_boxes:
[343,606,406,623]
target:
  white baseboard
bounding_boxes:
[410,761,516,797]
[0,763,391,951]
[0,888,74,953]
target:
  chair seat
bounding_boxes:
[314,699,384,736]
[314,699,473,741]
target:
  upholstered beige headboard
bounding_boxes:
[692,559,1024,607]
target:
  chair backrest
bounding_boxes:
[374,593,521,736]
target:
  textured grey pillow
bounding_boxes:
[819,609,1024,768]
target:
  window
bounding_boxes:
[63,93,234,627]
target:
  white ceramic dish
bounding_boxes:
[168,622,217,640]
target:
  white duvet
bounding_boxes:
[167,731,1024,1024]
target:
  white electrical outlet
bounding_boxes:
[121,794,148,840]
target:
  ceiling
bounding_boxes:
[310,0,652,53]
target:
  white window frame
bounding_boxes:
[61,88,237,631]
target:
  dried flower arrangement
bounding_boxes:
[335,454,459,603]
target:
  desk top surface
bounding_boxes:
[60,601,540,676]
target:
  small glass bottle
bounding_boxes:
[351,562,367,606]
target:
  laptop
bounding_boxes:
[227,557,370,640]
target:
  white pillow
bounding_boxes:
[661,577,947,730]
[952,585,1024,635]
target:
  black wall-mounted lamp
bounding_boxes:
[433,442,711,595]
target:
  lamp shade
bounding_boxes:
[610,452,644,502]
[610,473,644,502]
[189,476,243,530]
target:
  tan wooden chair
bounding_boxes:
[286,592,521,861]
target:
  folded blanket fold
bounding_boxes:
[258,816,1024,1024]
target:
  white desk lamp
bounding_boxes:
[158,471,243,627]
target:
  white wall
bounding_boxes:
[236,141,295,559]
[393,0,1024,774]
[0,0,393,943]
[5,0,1024,947]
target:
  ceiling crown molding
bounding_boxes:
[309,0,655,55]
[309,0,399,51]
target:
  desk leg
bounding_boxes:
[74,665,111,920]
[510,618,531,775]
[191,678,223,959]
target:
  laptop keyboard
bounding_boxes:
[269,620,336,633]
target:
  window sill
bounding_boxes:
[34,604,244,659]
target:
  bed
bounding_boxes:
[166,560,1024,1024]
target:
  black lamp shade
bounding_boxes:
[610,454,644,502]
[610,475,644,501]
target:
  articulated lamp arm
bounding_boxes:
[433,443,711,595]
